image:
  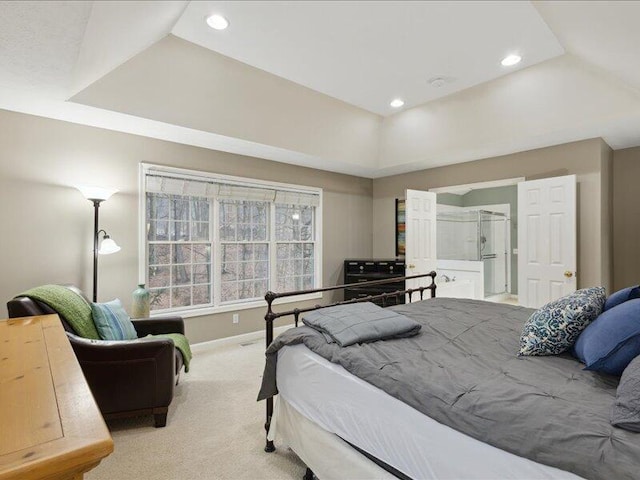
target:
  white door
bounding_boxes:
[518,175,577,308]
[405,189,437,298]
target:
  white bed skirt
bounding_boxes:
[269,396,397,480]
[271,344,585,480]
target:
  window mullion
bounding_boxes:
[270,202,276,294]
[213,197,221,307]
[188,199,193,307]
[169,197,174,309]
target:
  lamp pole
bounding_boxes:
[92,199,102,303]
[77,186,120,303]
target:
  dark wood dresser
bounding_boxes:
[344,259,406,306]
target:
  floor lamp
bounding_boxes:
[77,186,121,302]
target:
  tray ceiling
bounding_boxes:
[172,1,564,115]
[1,1,640,178]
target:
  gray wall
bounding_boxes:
[436,193,464,207]
[0,109,373,343]
[373,138,613,292]
[600,141,614,293]
[612,146,640,291]
[0,106,621,343]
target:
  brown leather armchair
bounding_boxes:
[7,286,185,427]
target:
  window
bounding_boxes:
[275,204,315,291]
[219,200,269,303]
[141,164,322,315]
[147,194,212,310]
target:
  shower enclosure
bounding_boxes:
[436,209,508,297]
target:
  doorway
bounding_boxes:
[431,179,519,303]
[428,175,577,308]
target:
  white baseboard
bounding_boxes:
[191,323,295,352]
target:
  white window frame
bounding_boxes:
[139,163,323,318]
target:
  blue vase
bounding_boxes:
[132,284,150,318]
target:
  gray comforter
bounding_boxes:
[258,298,640,480]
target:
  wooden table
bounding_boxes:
[0,315,113,480]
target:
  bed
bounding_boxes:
[258,274,640,480]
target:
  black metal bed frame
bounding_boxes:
[262,271,437,453]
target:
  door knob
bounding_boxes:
[408,264,416,269]
[564,271,574,278]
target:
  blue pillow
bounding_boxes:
[91,299,138,341]
[573,298,640,375]
[519,287,605,356]
[604,285,640,312]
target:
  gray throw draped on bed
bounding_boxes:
[301,301,421,346]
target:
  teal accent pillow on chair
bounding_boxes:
[91,299,138,341]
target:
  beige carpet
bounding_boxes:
[87,337,306,480]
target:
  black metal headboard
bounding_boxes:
[262,271,437,453]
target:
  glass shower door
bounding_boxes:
[480,211,507,296]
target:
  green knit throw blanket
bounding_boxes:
[152,333,193,373]
[20,284,100,339]
[20,285,192,372]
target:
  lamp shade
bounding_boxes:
[99,236,121,255]
[77,185,118,201]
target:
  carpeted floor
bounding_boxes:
[87,336,306,480]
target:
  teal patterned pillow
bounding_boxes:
[519,287,606,356]
[91,299,138,341]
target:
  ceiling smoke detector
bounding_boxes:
[429,77,446,88]
[428,76,455,89]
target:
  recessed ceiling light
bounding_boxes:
[206,14,229,30]
[390,99,404,108]
[501,54,522,67]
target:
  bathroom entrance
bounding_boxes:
[431,178,520,303]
